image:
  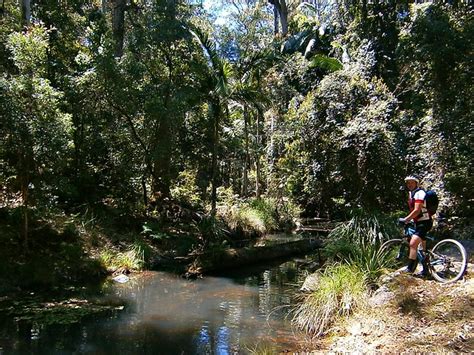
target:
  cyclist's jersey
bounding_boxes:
[408,188,430,222]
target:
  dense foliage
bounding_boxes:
[0,1,472,253]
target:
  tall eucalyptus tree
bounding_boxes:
[92,0,201,204]
[21,0,30,25]
[269,0,288,36]
[112,0,127,57]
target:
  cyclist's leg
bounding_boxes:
[414,220,432,276]
[403,234,422,272]
[409,235,422,259]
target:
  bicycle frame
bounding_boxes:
[403,224,416,238]
[381,223,468,282]
[401,223,432,266]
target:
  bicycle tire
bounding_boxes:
[430,239,467,283]
[379,239,407,270]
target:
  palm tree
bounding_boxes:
[190,28,275,212]
[235,48,279,198]
[189,28,233,214]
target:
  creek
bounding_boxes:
[0,250,319,354]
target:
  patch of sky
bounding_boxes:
[203,0,237,27]
[201,0,243,61]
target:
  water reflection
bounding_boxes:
[0,256,316,354]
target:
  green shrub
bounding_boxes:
[348,244,392,287]
[325,212,399,287]
[234,206,268,234]
[196,214,228,246]
[293,263,367,336]
[328,211,398,248]
[216,186,241,209]
[142,222,172,242]
[244,198,279,232]
[324,241,389,287]
[99,240,151,271]
[218,196,300,237]
[245,342,278,355]
[275,198,301,230]
[223,197,278,235]
[324,237,357,261]
[171,169,202,207]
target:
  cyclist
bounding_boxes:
[400,175,433,276]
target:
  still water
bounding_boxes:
[0,257,317,354]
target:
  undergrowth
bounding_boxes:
[325,212,399,286]
[293,263,367,336]
[295,212,399,337]
[99,240,152,271]
[221,196,300,237]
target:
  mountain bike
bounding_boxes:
[379,222,468,283]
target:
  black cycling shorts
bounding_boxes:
[414,219,433,240]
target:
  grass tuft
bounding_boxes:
[293,263,367,336]
[245,342,278,355]
[325,212,399,287]
[328,211,398,248]
[99,240,151,272]
[222,197,300,236]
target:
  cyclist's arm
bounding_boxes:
[404,202,423,223]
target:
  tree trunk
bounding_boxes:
[210,101,220,215]
[273,5,279,35]
[269,0,288,36]
[21,0,30,25]
[22,186,29,251]
[142,175,148,207]
[255,108,263,198]
[72,111,87,195]
[267,111,275,189]
[279,0,288,36]
[18,152,31,251]
[166,0,177,19]
[151,52,175,200]
[242,106,250,196]
[361,0,368,34]
[151,116,172,199]
[112,0,126,57]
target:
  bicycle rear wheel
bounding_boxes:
[430,239,467,283]
[379,239,407,270]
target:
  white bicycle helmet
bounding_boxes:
[404,175,419,183]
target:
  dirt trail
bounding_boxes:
[300,264,474,353]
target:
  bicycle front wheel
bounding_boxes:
[430,239,467,283]
[379,239,407,271]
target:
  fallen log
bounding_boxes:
[186,238,323,276]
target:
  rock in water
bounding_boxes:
[113,274,130,283]
[300,273,320,292]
